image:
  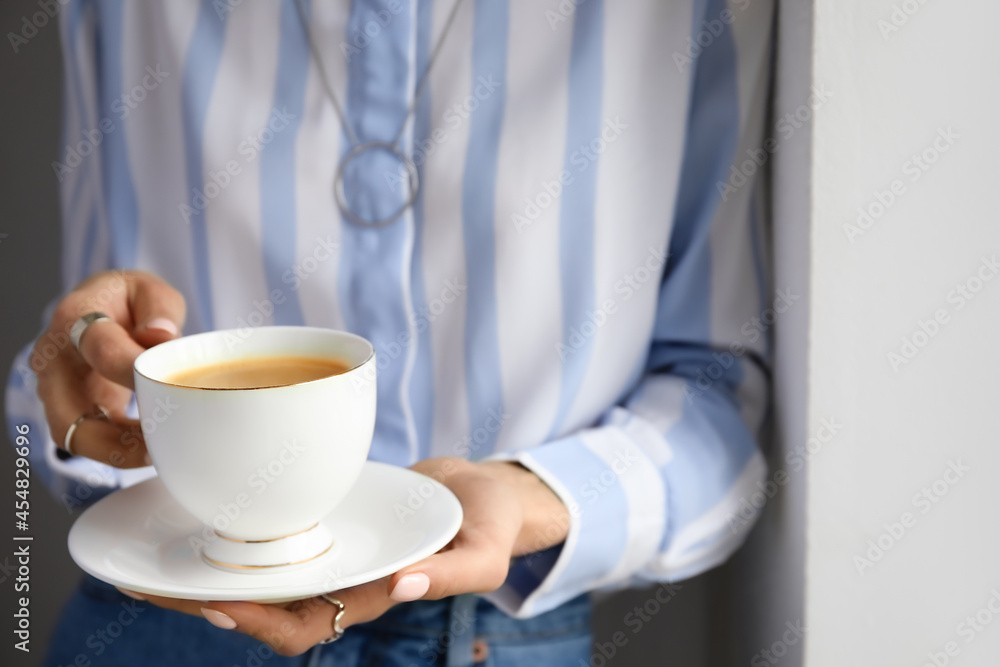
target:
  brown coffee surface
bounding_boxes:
[167,356,350,389]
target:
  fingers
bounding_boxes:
[35,334,149,467]
[390,528,514,603]
[124,591,205,617]
[70,418,148,468]
[389,465,522,602]
[74,272,185,388]
[31,270,185,467]
[41,386,149,468]
[206,600,335,656]
[76,319,146,389]
[227,579,395,654]
[127,271,186,348]
[133,580,393,658]
[49,270,185,389]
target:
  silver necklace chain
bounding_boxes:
[294,0,466,228]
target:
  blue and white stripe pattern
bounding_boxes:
[6,0,774,618]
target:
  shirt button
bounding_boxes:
[472,638,490,663]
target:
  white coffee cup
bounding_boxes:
[133,326,376,571]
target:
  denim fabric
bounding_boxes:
[44,576,592,667]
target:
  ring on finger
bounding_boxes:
[317,595,346,644]
[64,404,111,456]
[70,312,113,352]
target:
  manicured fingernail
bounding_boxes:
[201,608,237,630]
[390,573,430,602]
[144,318,178,336]
[116,587,146,600]
[143,453,152,467]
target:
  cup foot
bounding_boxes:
[201,523,334,573]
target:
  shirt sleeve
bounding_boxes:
[483,1,776,618]
[3,2,152,510]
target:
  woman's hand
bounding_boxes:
[31,270,186,467]
[128,457,571,656]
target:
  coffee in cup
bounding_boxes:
[167,356,351,389]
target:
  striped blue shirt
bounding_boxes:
[6,0,774,618]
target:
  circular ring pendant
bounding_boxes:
[334,141,419,228]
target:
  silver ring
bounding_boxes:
[70,312,113,351]
[334,141,419,228]
[63,405,110,456]
[317,595,346,644]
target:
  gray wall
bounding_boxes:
[0,1,764,665]
[707,0,811,663]
[1,1,75,666]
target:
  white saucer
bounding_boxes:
[68,461,463,602]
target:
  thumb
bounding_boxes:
[386,475,522,602]
[128,271,186,348]
[387,545,512,604]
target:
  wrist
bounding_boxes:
[481,461,570,557]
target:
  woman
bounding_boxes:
[8,0,774,664]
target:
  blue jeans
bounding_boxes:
[44,575,592,667]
